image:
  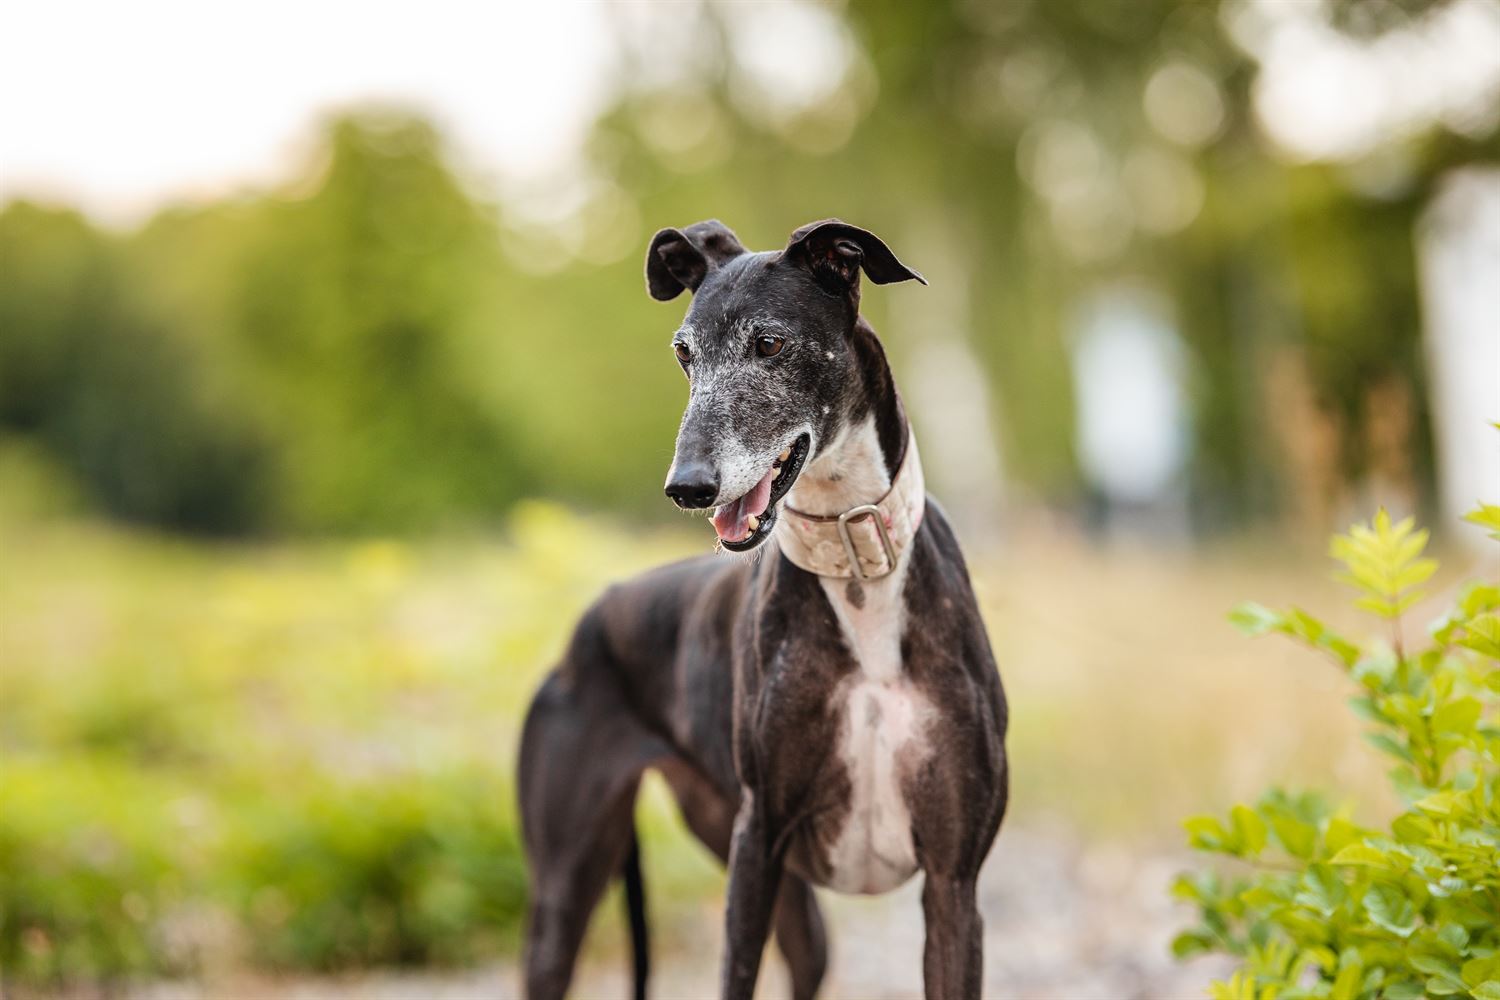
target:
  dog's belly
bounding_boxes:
[811,677,929,895]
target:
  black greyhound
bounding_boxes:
[518,219,1008,1000]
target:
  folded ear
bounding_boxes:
[782,219,926,298]
[644,219,748,301]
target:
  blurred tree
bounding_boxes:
[1,116,535,534]
[585,0,1494,529]
[223,115,525,532]
[2,0,1494,536]
[0,203,265,532]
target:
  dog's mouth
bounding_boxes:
[713,434,810,552]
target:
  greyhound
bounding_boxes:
[518,219,1008,1000]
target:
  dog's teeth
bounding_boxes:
[778,448,791,463]
[747,514,760,532]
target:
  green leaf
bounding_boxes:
[1171,872,1207,902]
[1459,582,1500,617]
[1390,812,1434,843]
[1384,983,1425,1000]
[1463,502,1500,541]
[1396,841,1442,873]
[1240,883,1289,909]
[1286,608,1361,665]
[1363,732,1414,762]
[1432,696,1482,736]
[1323,815,1361,855]
[1329,843,1389,867]
[1472,983,1500,1000]
[1269,813,1317,860]
[1229,601,1284,635]
[1389,765,1429,803]
[1171,929,1215,958]
[1412,790,1462,816]
[1362,883,1417,937]
[1429,875,1469,898]
[1463,958,1500,987]
[1412,954,1464,980]
[1231,804,1267,856]
[1457,614,1500,658]
[1330,951,1363,1000]
[1295,863,1347,916]
[1437,923,1469,953]
[1185,815,1231,852]
[1395,557,1438,591]
[1330,509,1436,619]
[1357,594,1402,617]
[1210,971,1262,1000]
[1228,601,1361,665]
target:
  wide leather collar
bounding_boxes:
[775,427,925,580]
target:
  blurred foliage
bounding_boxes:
[0,439,1425,988]
[1,0,1494,534]
[1174,494,1500,997]
[1,117,526,534]
[0,761,528,986]
[224,772,526,971]
[0,759,191,985]
[0,472,702,985]
[0,202,267,532]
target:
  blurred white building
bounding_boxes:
[1418,168,1500,552]
[1070,286,1192,541]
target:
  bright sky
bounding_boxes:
[5,0,1499,227]
[0,0,615,225]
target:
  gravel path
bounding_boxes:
[144,823,1232,1000]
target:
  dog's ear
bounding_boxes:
[645,220,747,301]
[782,219,926,298]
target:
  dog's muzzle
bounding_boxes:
[714,433,811,553]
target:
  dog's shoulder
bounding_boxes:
[914,495,975,583]
[908,496,1002,666]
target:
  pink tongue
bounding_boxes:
[712,467,776,542]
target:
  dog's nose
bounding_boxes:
[665,465,719,510]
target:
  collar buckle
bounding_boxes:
[836,504,897,581]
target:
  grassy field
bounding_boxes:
[3,492,1476,992]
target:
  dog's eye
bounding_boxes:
[674,342,692,364]
[755,335,785,358]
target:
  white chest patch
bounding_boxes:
[817,558,929,895]
[824,673,930,894]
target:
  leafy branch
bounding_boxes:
[1176,458,1500,1000]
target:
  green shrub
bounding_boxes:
[222,770,528,971]
[0,506,706,988]
[1174,502,1500,999]
[0,760,530,987]
[0,758,199,986]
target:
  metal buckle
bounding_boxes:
[836,504,896,581]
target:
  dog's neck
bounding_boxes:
[781,318,911,675]
[785,318,907,518]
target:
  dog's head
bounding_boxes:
[646,218,925,552]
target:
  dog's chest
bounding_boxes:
[811,570,930,895]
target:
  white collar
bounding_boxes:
[775,427,925,579]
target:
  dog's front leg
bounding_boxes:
[921,873,982,999]
[720,794,782,1000]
